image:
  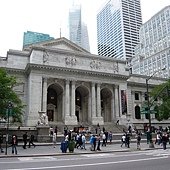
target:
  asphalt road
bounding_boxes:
[0,149,170,170]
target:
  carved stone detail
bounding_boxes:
[43,51,49,63]
[65,56,77,66]
[90,60,101,69]
[113,62,119,73]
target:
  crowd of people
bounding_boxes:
[61,125,114,152]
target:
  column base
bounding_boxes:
[64,116,78,125]
[91,117,104,125]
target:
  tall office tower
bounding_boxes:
[23,31,54,47]
[132,6,170,78]
[97,0,142,60]
[69,4,90,52]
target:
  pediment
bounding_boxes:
[27,37,90,54]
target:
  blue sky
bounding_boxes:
[0,0,169,57]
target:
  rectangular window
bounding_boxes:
[135,92,139,100]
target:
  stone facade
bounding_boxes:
[0,37,168,127]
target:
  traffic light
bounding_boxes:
[144,92,148,100]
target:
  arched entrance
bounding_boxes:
[101,88,112,122]
[47,83,63,123]
[75,85,89,124]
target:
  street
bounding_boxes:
[0,149,170,170]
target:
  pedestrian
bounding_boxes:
[116,120,119,125]
[52,133,57,148]
[29,134,36,148]
[54,126,58,136]
[102,133,106,146]
[81,134,86,150]
[74,133,79,148]
[162,133,167,150]
[76,134,82,149]
[11,135,18,155]
[89,135,94,151]
[108,131,113,144]
[23,132,28,149]
[0,133,4,153]
[136,134,141,150]
[126,133,130,148]
[121,134,126,147]
[96,135,101,151]
[92,135,97,151]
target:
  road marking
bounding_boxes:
[5,156,168,170]
[145,149,170,157]
[18,156,57,162]
[82,153,114,157]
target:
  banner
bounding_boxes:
[121,90,127,115]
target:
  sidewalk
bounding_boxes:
[0,140,167,158]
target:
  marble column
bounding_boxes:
[91,82,96,118]
[42,77,47,112]
[65,80,70,117]
[70,81,75,117]
[96,83,101,117]
[114,85,120,118]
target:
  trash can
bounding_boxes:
[60,141,67,153]
[68,139,75,153]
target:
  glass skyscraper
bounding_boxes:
[69,4,90,52]
[97,0,142,60]
[23,31,54,47]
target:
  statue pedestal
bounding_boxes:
[37,125,50,142]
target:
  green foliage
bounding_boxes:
[0,68,24,123]
[150,79,170,121]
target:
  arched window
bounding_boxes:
[135,105,141,119]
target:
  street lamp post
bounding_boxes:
[146,78,154,148]
[5,101,13,155]
[145,67,166,148]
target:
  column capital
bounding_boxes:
[114,84,119,89]
[97,83,101,87]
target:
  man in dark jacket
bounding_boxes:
[0,133,4,153]
[23,132,28,149]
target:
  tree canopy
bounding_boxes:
[150,79,170,121]
[0,68,24,123]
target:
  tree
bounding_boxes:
[0,68,24,123]
[150,79,170,121]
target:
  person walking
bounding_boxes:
[136,134,141,150]
[23,132,28,149]
[11,135,18,154]
[29,134,36,148]
[0,133,4,153]
[96,135,101,151]
[52,133,57,148]
[81,134,86,150]
[108,131,113,144]
[102,133,106,146]
[121,134,126,147]
[162,133,167,150]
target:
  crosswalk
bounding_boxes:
[145,149,170,157]
[18,156,57,162]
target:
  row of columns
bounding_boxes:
[41,78,121,125]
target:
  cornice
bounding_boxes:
[25,63,129,80]
[7,49,30,57]
[127,81,156,88]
